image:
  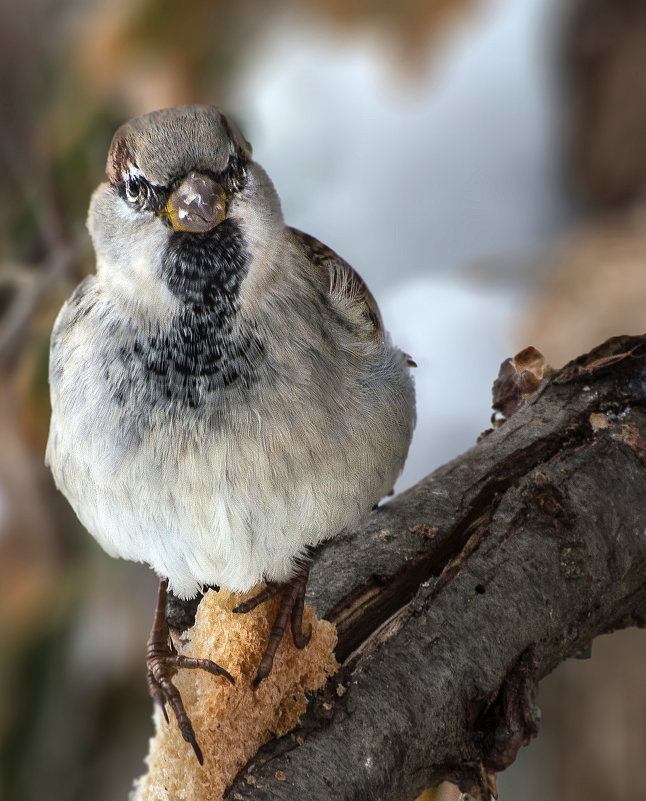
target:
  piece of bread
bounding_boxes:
[131,588,338,801]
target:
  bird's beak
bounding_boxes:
[162,172,226,233]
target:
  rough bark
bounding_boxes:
[223,333,646,801]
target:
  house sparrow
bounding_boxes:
[46,105,415,762]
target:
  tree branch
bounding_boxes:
[224,333,646,801]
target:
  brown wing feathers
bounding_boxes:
[290,228,384,340]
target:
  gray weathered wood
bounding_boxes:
[224,334,646,801]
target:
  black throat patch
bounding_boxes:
[121,219,265,408]
[161,217,248,311]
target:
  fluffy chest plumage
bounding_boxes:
[104,308,265,409]
[47,269,414,598]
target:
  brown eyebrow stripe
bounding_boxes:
[106,134,134,187]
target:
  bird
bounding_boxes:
[46,104,416,763]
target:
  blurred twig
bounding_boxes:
[0,236,85,368]
[0,107,86,369]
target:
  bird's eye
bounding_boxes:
[125,174,149,204]
[222,159,247,194]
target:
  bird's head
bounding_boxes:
[88,105,284,314]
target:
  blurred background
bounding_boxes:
[1,0,646,798]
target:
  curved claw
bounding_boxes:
[252,653,275,687]
[147,578,233,764]
[182,723,204,765]
[293,623,312,650]
[173,654,235,685]
[153,691,170,724]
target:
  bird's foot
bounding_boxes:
[147,578,234,764]
[233,566,312,686]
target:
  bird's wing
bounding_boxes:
[289,227,384,341]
